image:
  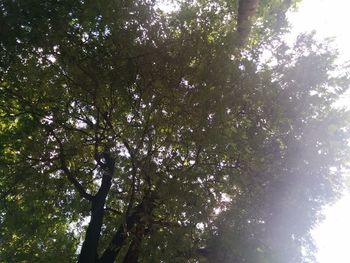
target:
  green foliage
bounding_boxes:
[0,0,349,262]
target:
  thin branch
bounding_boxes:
[45,125,93,201]
[151,219,182,228]
[122,139,138,217]
[104,207,123,215]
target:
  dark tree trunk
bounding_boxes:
[78,171,112,263]
[122,217,150,263]
[97,223,128,263]
[122,237,142,263]
[237,0,260,44]
[99,192,156,263]
[78,198,107,263]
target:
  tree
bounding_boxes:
[196,34,350,263]
[0,0,349,262]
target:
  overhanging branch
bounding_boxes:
[45,125,93,201]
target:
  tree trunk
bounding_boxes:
[78,199,107,263]
[122,218,149,263]
[122,238,142,263]
[99,192,156,263]
[237,0,260,44]
[78,173,112,263]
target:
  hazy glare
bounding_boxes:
[288,1,350,262]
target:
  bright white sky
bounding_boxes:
[288,1,350,262]
[289,0,350,61]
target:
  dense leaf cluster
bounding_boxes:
[0,0,349,262]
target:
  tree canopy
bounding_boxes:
[0,0,349,262]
